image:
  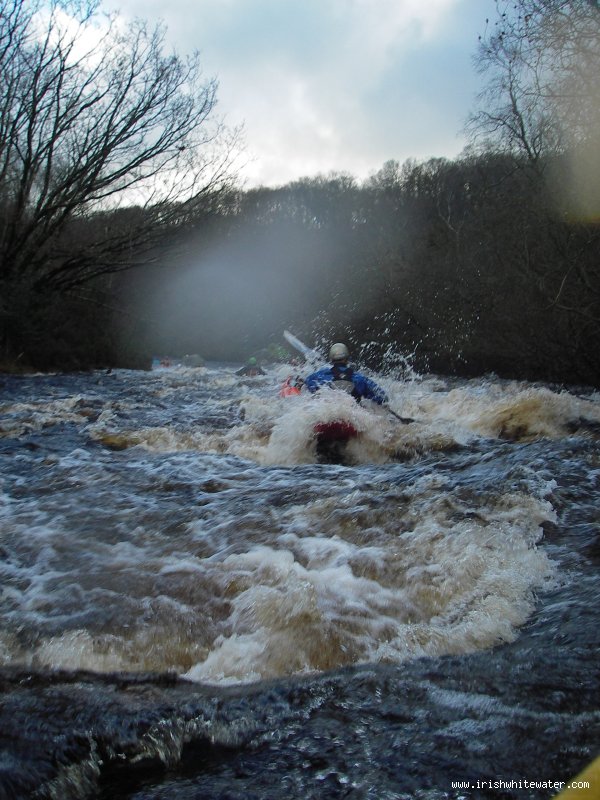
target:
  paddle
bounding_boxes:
[385,406,415,425]
[283,330,323,363]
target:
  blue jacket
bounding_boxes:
[304,364,387,405]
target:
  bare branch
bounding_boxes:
[0,0,240,295]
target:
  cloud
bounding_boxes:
[106,0,496,186]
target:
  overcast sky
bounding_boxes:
[107,0,499,188]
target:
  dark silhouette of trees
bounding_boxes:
[0,0,239,363]
[2,0,599,384]
[464,0,600,380]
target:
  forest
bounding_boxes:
[2,0,600,386]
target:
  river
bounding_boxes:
[0,362,598,799]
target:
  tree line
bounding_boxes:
[2,0,599,386]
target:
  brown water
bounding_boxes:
[0,363,598,798]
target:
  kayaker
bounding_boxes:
[279,375,304,396]
[236,357,265,377]
[304,343,388,404]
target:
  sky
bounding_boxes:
[105,0,500,188]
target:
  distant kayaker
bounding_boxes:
[279,375,304,396]
[236,357,265,377]
[304,343,388,404]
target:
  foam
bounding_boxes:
[184,486,556,684]
[2,365,590,684]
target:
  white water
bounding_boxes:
[1,363,597,684]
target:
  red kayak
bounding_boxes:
[279,376,303,397]
[313,420,358,442]
[313,420,358,463]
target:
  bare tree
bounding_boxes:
[465,1,600,378]
[467,0,600,164]
[0,0,240,308]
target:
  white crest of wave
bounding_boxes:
[184,486,556,685]
[399,381,600,442]
[260,391,389,465]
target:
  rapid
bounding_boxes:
[0,362,598,799]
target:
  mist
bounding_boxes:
[113,143,600,387]
[138,212,343,361]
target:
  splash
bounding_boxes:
[183,484,555,684]
[3,365,598,686]
[260,391,390,465]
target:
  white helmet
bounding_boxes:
[329,343,350,363]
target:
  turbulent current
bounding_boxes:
[0,363,598,799]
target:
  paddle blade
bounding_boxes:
[283,330,322,362]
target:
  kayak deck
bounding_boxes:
[313,420,358,442]
[313,419,358,463]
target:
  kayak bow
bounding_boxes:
[313,419,358,442]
